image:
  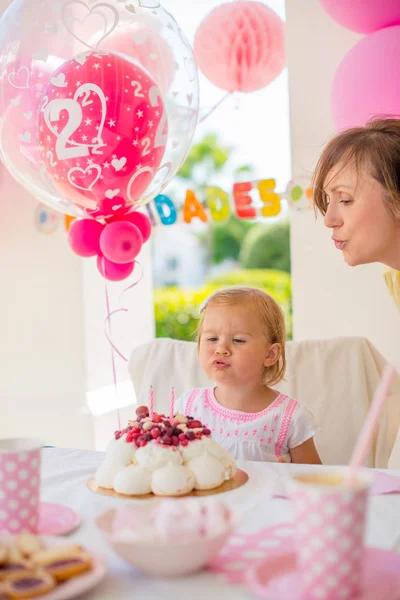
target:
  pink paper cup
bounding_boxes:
[0,439,43,534]
[289,468,373,600]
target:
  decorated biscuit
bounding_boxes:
[3,569,56,599]
[0,547,31,582]
[31,546,92,582]
[15,534,43,558]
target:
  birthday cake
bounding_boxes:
[94,406,237,497]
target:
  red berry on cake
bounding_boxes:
[187,420,202,429]
[136,405,149,418]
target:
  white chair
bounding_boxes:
[128,336,400,468]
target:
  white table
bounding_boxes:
[41,448,400,599]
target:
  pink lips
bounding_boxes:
[333,239,346,250]
[213,359,230,369]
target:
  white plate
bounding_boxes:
[0,535,107,600]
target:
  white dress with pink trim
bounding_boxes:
[174,387,318,463]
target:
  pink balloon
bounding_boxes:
[68,219,104,257]
[331,26,400,131]
[100,221,143,265]
[319,0,400,34]
[97,256,135,282]
[98,24,175,95]
[38,51,167,214]
[123,211,152,243]
[194,1,285,93]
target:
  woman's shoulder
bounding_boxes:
[382,266,400,281]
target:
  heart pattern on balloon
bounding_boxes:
[67,164,102,191]
[61,1,119,50]
[105,188,120,199]
[19,131,32,143]
[51,73,68,88]
[7,67,30,89]
[111,157,127,172]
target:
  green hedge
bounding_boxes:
[240,221,291,273]
[154,269,292,342]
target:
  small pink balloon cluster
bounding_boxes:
[68,206,152,282]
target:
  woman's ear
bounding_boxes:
[264,343,282,367]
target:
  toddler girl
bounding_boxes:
[175,286,321,464]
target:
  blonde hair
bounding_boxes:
[312,118,400,220]
[197,286,286,386]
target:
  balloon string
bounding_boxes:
[105,284,121,431]
[198,91,232,124]
[103,261,144,430]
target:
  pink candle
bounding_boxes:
[149,386,154,419]
[169,387,175,423]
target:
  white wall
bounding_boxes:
[0,171,94,448]
[286,0,400,369]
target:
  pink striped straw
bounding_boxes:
[149,386,154,419]
[169,387,175,423]
[348,363,397,481]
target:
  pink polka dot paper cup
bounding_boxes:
[289,468,373,600]
[0,439,42,534]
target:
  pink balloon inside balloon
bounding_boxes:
[123,211,152,243]
[100,220,143,264]
[194,1,285,93]
[331,25,400,130]
[97,256,135,282]
[68,219,104,257]
[319,0,400,33]
[38,51,167,214]
[98,24,175,95]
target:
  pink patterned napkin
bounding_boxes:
[209,524,293,584]
[371,471,400,495]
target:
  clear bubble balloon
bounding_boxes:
[0,0,199,219]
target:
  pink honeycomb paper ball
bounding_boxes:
[194,0,285,93]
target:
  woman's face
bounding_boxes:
[323,162,400,268]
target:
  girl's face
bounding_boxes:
[198,303,280,388]
[323,162,400,268]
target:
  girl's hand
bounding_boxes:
[289,438,322,465]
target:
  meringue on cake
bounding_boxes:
[94,405,237,497]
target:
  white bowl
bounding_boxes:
[95,507,234,577]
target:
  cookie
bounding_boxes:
[15,534,43,558]
[6,547,24,564]
[31,545,84,566]
[3,569,56,599]
[0,560,32,582]
[0,547,31,582]
[31,546,92,582]
[0,546,7,566]
[0,582,8,600]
